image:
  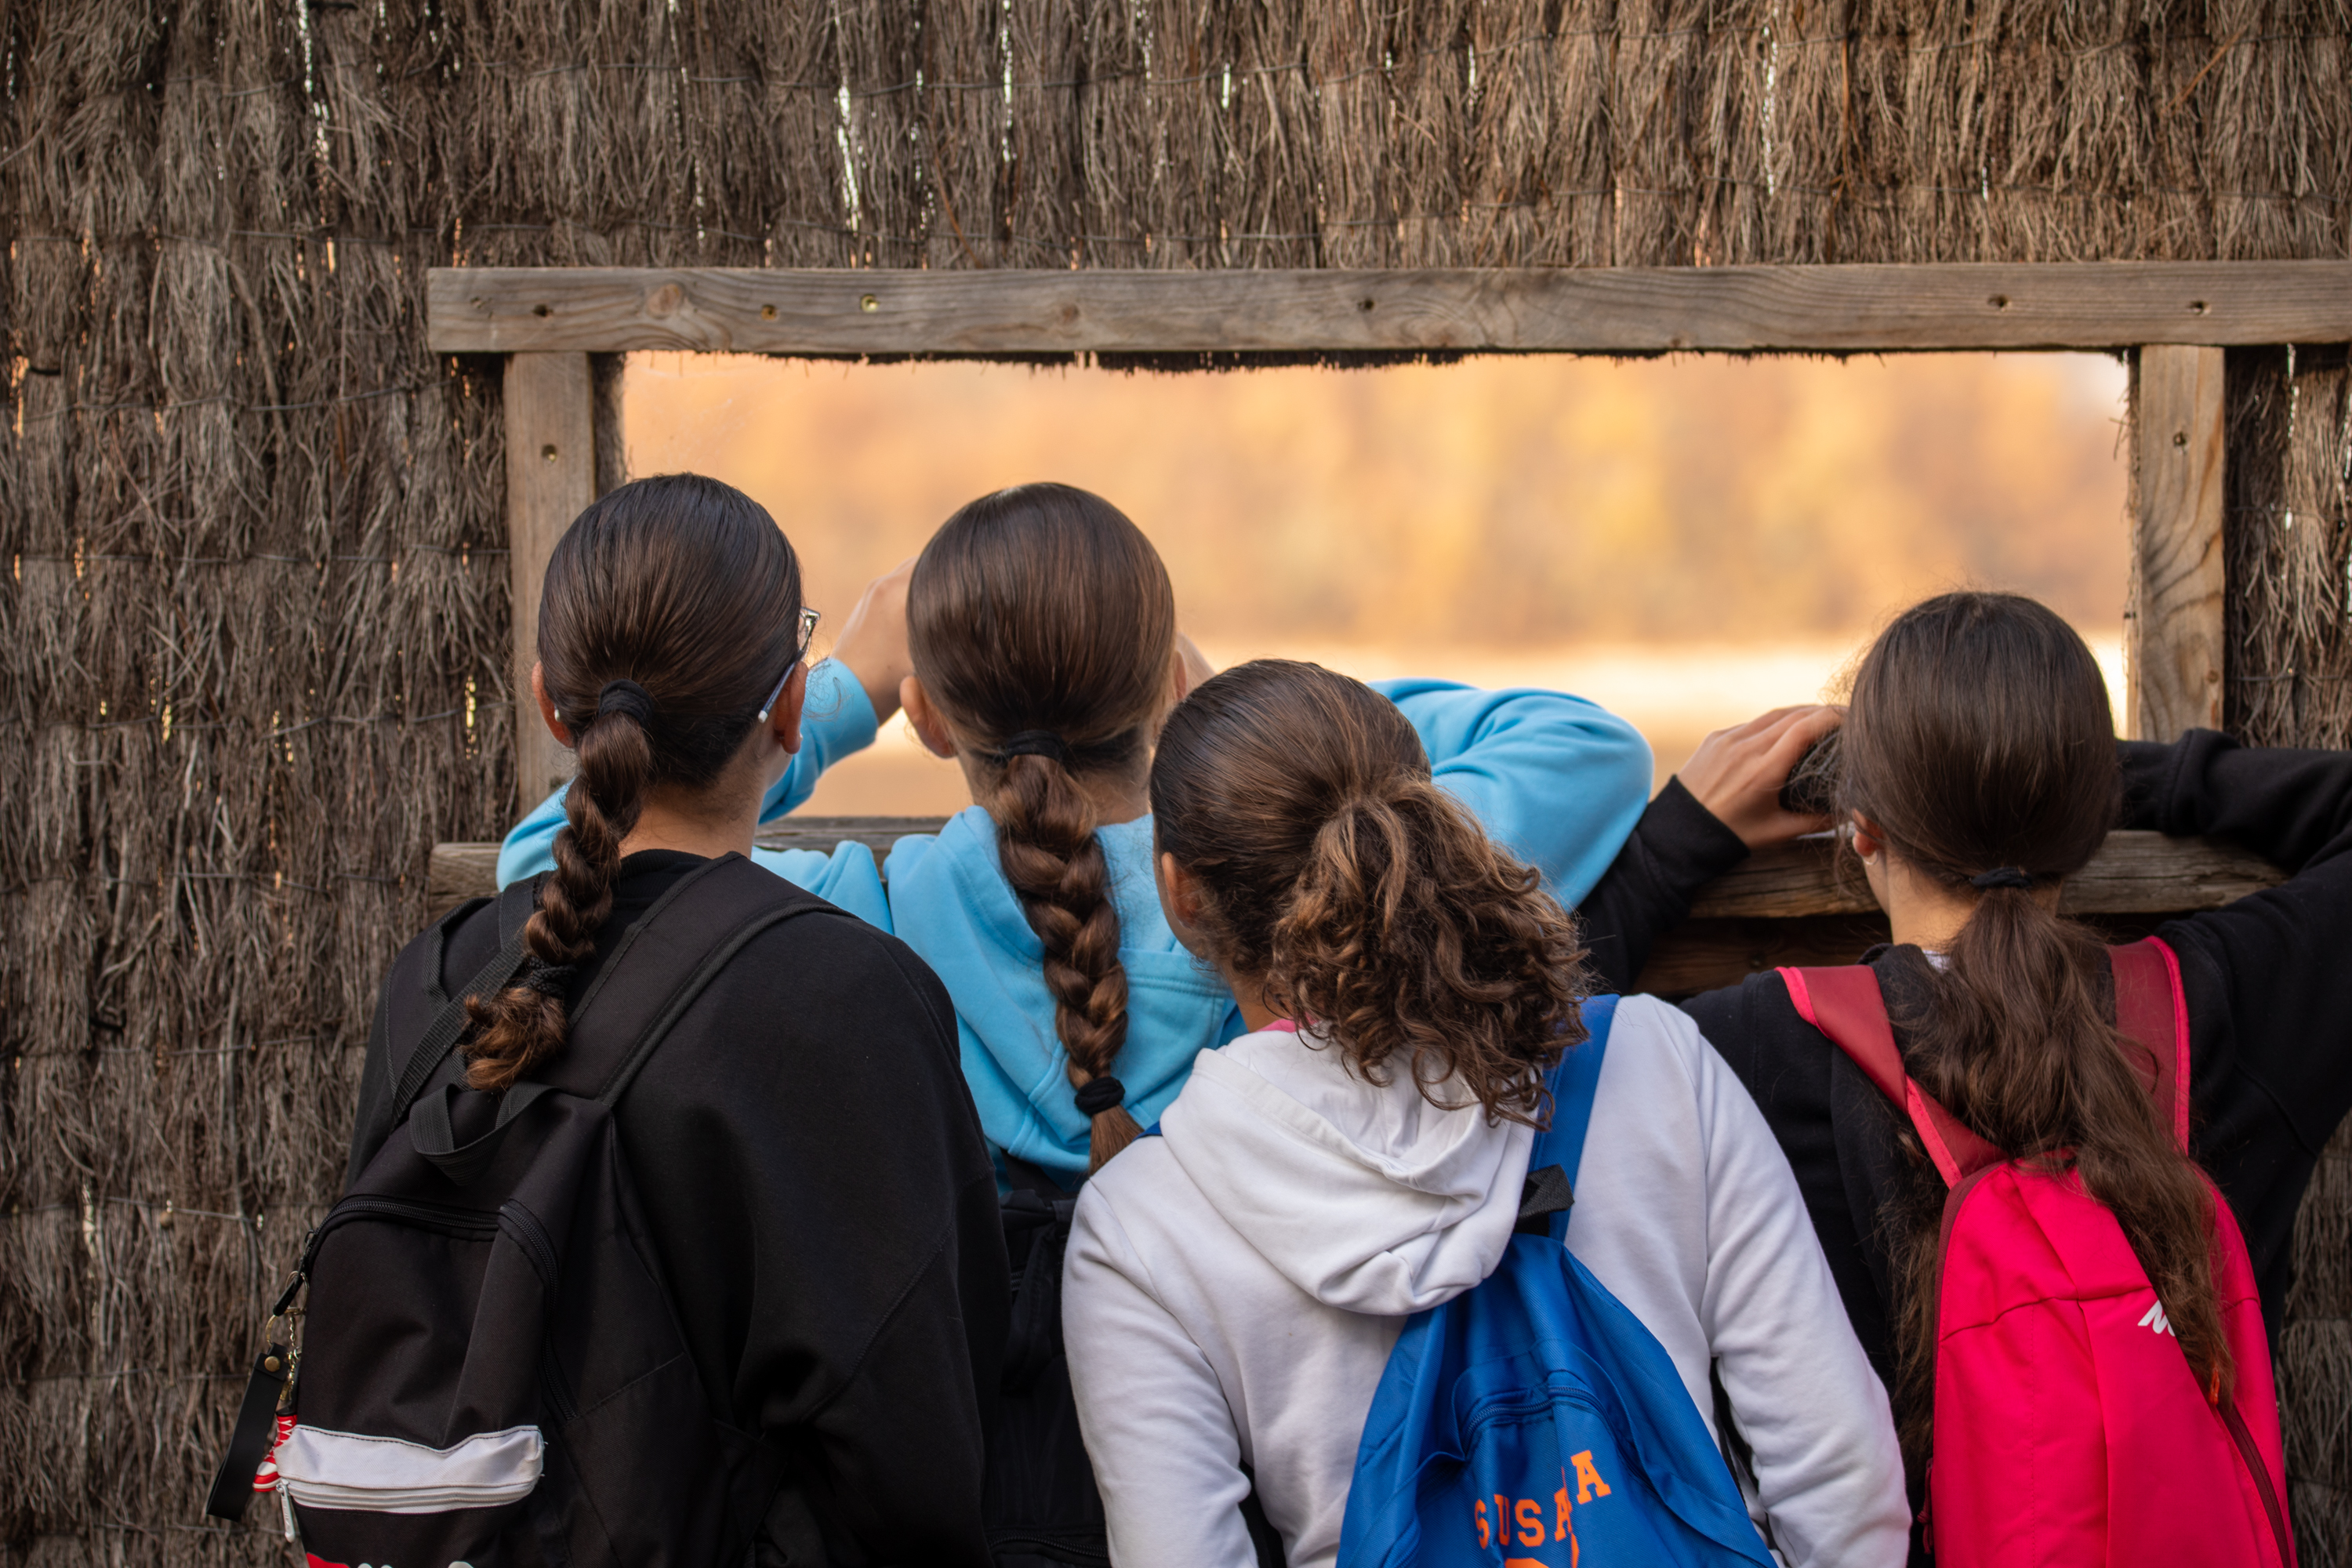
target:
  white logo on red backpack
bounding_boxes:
[2137,1299,2176,1337]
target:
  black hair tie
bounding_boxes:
[595,678,655,728]
[517,958,577,998]
[1969,866,2035,890]
[996,730,1073,766]
[1073,1075,1127,1116]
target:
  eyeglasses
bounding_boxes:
[757,606,823,724]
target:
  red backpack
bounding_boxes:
[1780,937,2296,1567]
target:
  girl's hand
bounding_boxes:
[828,557,917,724]
[1676,705,1845,850]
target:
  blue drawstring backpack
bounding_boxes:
[1337,996,1778,1568]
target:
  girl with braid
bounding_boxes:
[502,481,1657,1185]
[345,475,1007,1566]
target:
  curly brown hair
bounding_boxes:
[1149,659,1591,1124]
[908,484,1177,1171]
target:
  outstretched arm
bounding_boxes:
[1372,678,1653,908]
[1581,706,1842,993]
[2122,731,2352,1307]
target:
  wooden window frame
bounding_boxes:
[427,262,2325,975]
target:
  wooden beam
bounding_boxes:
[2128,345,2229,739]
[428,822,2280,940]
[1687,829,2278,919]
[426,817,954,923]
[428,263,2352,357]
[503,352,595,811]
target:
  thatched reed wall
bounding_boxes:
[0,1,2345,1562]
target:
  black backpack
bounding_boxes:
[209,856,818,1565]
[985,1160,1287,1568]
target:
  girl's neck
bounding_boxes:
[1865,848,2065,952]
[615,777,763,862]
[957,753,1153,826]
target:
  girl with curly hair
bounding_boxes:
[1062,659,1907,1568]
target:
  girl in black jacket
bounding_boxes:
[1581,590,2352,1556]
[344,474,1009,1566]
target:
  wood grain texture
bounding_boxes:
[2129,345,2229,740]
[503,353,596,811]
[1690,829,2279,918]
[428,263,2352,356]
[426,817,953,923]
[428,825,2279,936]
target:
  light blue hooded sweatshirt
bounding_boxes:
[499,659,1653,1185]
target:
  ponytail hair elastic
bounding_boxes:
[1073,1075,1126,1116]
[994,729,1073,766]
[1969,866,2035,890]
[594,678,655,728]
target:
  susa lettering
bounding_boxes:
[1472,1449,1613,1565]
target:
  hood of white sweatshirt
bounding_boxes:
[1156,1026,1535,1316]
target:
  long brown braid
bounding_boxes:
[907,485,1177,1171]
[463,474,804,1091]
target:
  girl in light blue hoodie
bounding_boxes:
[501,482,1653,1187]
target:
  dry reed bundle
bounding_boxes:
[2,0,2347,1562]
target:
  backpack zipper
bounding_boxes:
[2216,1397,2295,1566]
[497,1201,563,1291]
[496,1202,580,1428]
[302,1195,499,1272]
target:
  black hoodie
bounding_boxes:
[347,851,1011,1567]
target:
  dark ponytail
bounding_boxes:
[907,485,1174,1171]
[1151,660,1590,1123]
[1844,591,2230,1457]
[463,474,804,1091]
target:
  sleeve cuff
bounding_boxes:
[805,658,881,755]
[1645,776,1753,881]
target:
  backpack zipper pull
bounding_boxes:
[1917,1461,1933,1555]
[278,1479,297,1544]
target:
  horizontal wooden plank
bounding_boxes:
[1634,914,1892,996]
[1630,908,2189,996]
[431,823,2280,935]
[425,818,955,924]
[1688,829,2281,919]
[428,263,2352,356]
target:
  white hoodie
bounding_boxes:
[1062,994,1909,1568]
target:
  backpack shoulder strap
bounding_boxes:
[387,876,543,1129]
[2110,937,2190,1152]
[1534,993,1617,1187]
[1518,995,1618,1240]
[1778,965,2002,1187]
[550,853,832,1105]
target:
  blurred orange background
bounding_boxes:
[623,351,2131,813]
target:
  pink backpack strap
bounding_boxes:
[2110,937,2191,1152]
[1779,966,2003,1186]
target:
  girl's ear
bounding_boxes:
[1170,632,1213,708]
[532,662,573,747]
[900,676,959,759]
[1155,851,1208,951]
[766,661,808,757]
[1849,809,1886,862]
